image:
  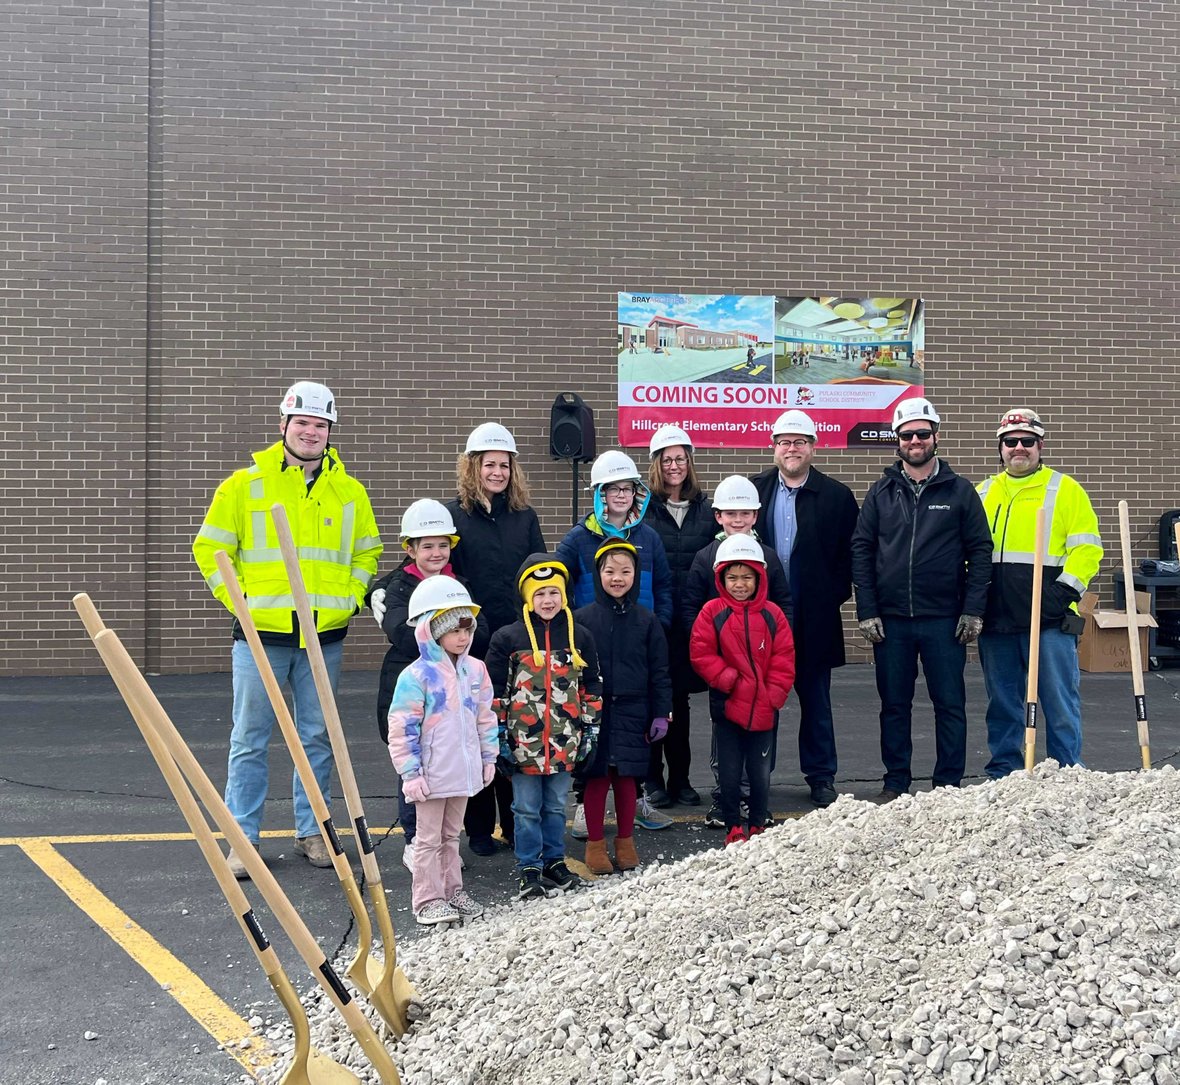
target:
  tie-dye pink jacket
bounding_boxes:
[386,618,498,798]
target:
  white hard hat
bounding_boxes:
[590,450,642,489]
[713,533,766,569]
[399,499,459,547]
[280,381,337,424]
[649,424,694,458]
[712,475,762,511]
[465,422,517,455]
[892,397,941,432]
[406,577,480,625]
[996,407,1045,440]
[770,410,817,440]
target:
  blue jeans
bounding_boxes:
[979,627,1083,778]
[874,616,967,792]
[511,771,572,871]
[226,638,342,842]
[794,661,838,785]
[714,718,774,830]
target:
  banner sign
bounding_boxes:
[617,294,926,449]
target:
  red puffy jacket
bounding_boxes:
[689,564,796,732]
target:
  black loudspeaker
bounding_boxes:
[549,392,596,462]
[1160,510,1180,561]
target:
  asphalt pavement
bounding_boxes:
[4,661,1180,1084]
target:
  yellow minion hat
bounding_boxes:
[515,553,585,669]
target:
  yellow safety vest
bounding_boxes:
[977,467,1102,597]
[192,443,382,641]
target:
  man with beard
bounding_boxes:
[751,409,859,808]
[976,408,1102,779]
[850,398,992,802]
[193,381,382,877]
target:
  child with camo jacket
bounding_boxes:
[484,554,603,900]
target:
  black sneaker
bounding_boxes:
[704,803,725,829]
[645,786,672,809]
[541,860,582,893]
[809,781,838,808]
[518,866,549,900]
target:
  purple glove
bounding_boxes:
[482,763,496,787]
[648,717,669,743]
[403,776,430,804]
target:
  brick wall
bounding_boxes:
[4,0,1176,676]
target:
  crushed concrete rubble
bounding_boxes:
[261,764,1180,1084]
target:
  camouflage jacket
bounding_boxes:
[484,614,602,775]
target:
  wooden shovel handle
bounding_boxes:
[269,504,381,884]
[82,624,400,1082]
[1024,508,1045,771]
[73,593,286,983]
[1118,500,1151,769]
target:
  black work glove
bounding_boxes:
[1041,581,1080,624]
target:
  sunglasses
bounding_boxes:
[898,429,934,442]
[1001,436,1039,448]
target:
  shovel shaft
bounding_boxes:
[269,505,382,885]
[1118,500,1151,769]
[1024,509,1045,772]
[84,624,401,1084]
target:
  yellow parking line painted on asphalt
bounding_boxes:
[18,839,275,1077]
[0,826,401,847]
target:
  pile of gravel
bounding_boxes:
[262,764,1180,1084]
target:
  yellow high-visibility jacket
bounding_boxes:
[976,466,1102,634]
[193,443,382,643]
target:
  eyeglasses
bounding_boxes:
[660,457,688,468]
[1001,436,1039,448]
[898,429,934,442]
[604,484,636,496]
[773,438,811,449]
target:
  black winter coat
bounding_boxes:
[681,534,793,628]
[752,466,859,671]
[647,493,715,695]
[850,460,992,620]
[574,576,672,780]
[446,493,546,642]
[371,560,488,741]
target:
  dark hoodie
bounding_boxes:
[574,561,672,780]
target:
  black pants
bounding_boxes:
[463,773,515,843]
[647,687,693,793]
[714,717,774,830]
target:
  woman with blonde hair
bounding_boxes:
[446,422,545,856]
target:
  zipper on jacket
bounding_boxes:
[743,608,758,731]
[543,622,552,773]
[906,485,918,616]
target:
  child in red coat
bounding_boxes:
[689,534,795,844]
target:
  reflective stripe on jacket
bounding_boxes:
[192,442,382,641]
[976,467,1102,634]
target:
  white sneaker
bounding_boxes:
[571,803,589,840]
[402,840,414,873]
[635,793,673,831]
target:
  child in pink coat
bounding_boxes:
[388,580,499,925]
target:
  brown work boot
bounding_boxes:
[225,842,259,880]
[295,834,332,868]
[584,837,614,875]
[613,835,640,871]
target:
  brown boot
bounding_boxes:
[584,838,614,875]
[614,836,639,871]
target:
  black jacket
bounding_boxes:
[646,494,717,603]
[752,466,859,671]
[681,534,793,628]
[371,559,489,741]
[574,575,672,780]
[850,460,992,620]
[446,494,546,640]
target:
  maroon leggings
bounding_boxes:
[583,769,638,841]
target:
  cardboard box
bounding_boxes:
[1077,591,1157,674]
